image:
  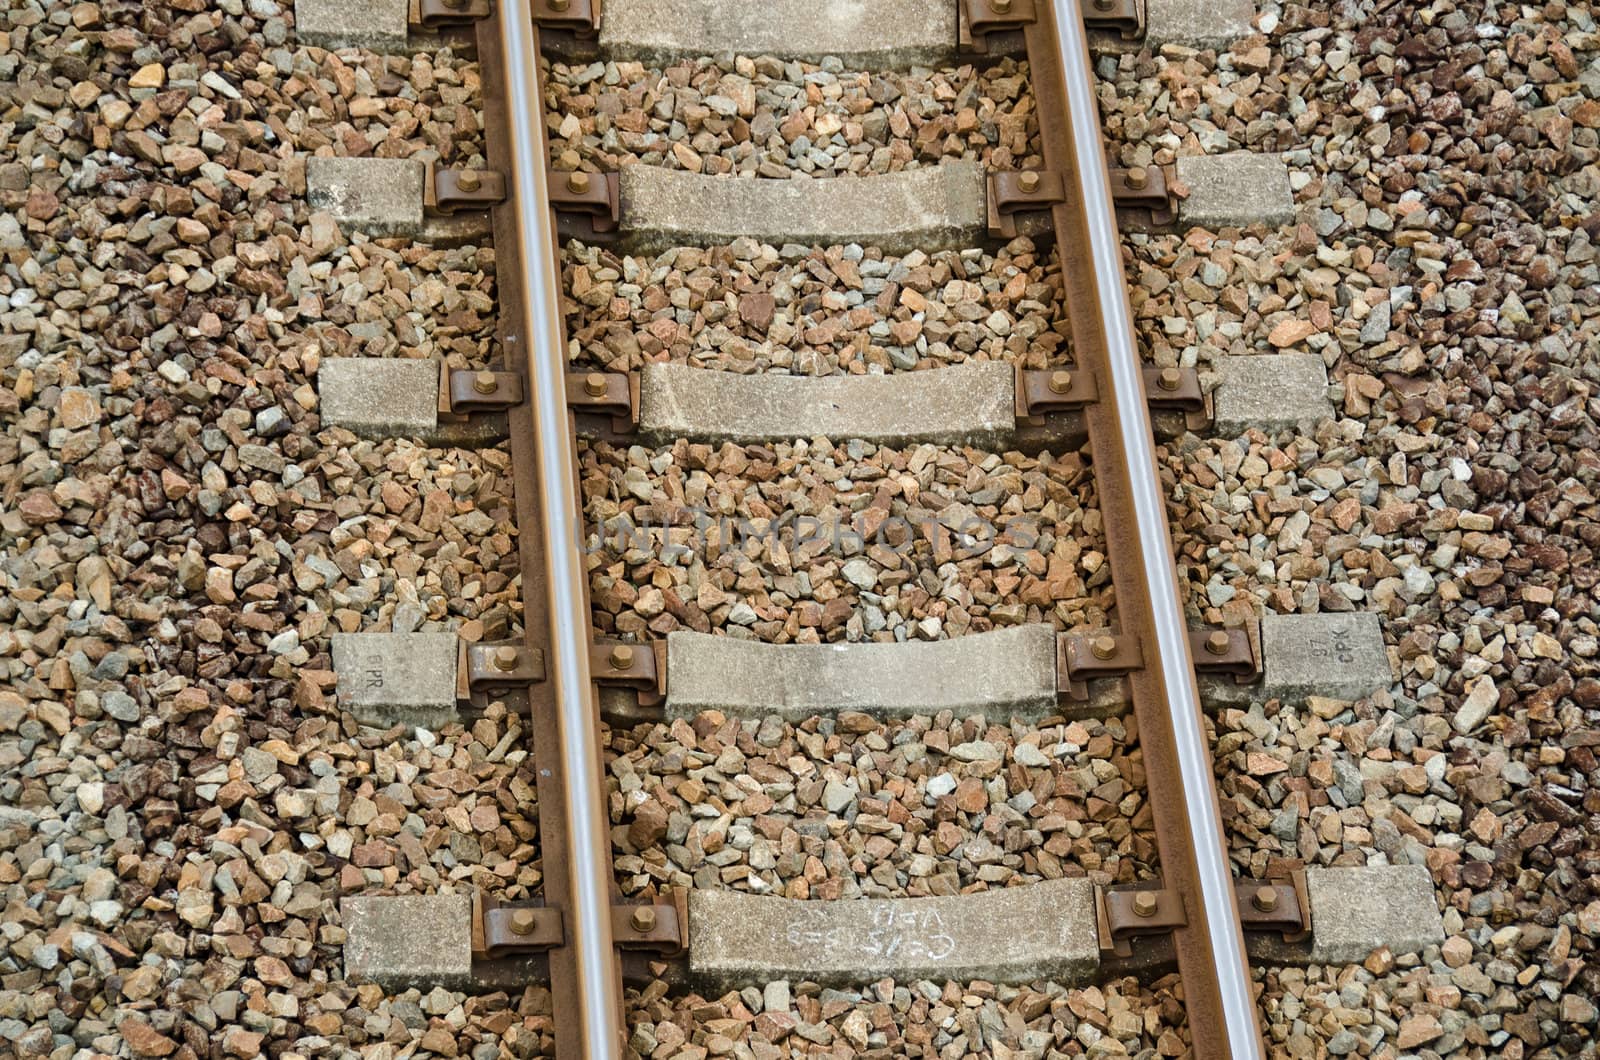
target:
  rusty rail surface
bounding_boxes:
[477,3,624,1057]
[1032,1,1266,1055]
[462,1,1263,1056]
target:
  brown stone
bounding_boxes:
[120,1019,178,1057]
[954,777,988,813]
[738,292,776,330]
[1267,318,1316,348]
[18,490,63,525]
[419,1026,459,1056]
[628,799,670,847]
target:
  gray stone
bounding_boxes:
[102,690,140,722]
[1213,353,1330,435]
[1175,153,1295,229]
[1145,0,1256,46]
[319,358,440,438]
[1452,676,1498,734]
[1306,864,1444,964]
[638,361,1016,446]
[294,0,408,50]
[665,625,1057,721]
[1581,56,1600,99]
[342,894,473,990]
[620,162,1013,254]
[0,807,40,829]
[688,878,1098,989]
[599,0,956,66]
[306,157,425,237]
[331,632,459,730]
[1261,612,1391,704]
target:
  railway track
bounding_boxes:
[314,1,1448,1057]
[491,3,1268,1052]
[11,0,1600,1055]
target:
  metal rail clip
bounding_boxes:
[613,889,688,956]
[415,0,491,27]
[1142,364,1211,433]
[475,890,688,959]
[533,0,600,33]
[567,370,639,438]
[590,640,665,708]
[1110,165,1175,226]
[1189,625,1260,685]
[475,894,564,959]
[1019,365,1212,428]
[987,170,1066,239]
[566,371,632,416]
[1142,366,1202,411]
[1057,632,1143,700]
[551,170,620,244]
[460,639,546,698]
[431,165,507,213]
[961,0,1035,53]
[1082,0,1144,39]
[1097,886,1187,958]
[445,368,525,413]
[1234,870,1310,943]
[1017,367,1098,418]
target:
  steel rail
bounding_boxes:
[497,2,625,1055]
[1037,2,1267,1056]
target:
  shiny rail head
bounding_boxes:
[496,1,627,1056]
[1041,1,1267,1056]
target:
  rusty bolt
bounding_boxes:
[1157,366,1182,391]
[567,170,590,194]
[1205,630,1231,656]
[493,645,519,672]
[583,371,608,397]
[609,644,634,671]
[1019,170,1040,193]
[508,909,537,935]
[991,0,1012,11]
[630,906,656,932]
[457,169,481,193]
[1090,635,1117,660]
[443,0,466,8]
[1124,166,1149,191]
[1048,370,1073,395]
[1094,0,1114,10]
[473,370,497,395]
[1251,886,1279,913]
[549,0,571,10]
[1132,891,1159,918]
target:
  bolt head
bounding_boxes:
[583,371,608,397]
[457,169,481,192]
[1090,635,1117,660]
[992,0,1012,11]
[1047,370,1073,395]
[1018,170,1040,193]
[509,909,537,935]
[549,0,571,10]
[473,370,498,395]
[1157,367,1182,391]
[1093,0,1113,10]
[1124,166,1149,191]
[1205,630,1231,656]
[609,644,635,671]
[1252,886,1279,912]
[630,907,657,932]
[493,645,519,672]
[1132,891,1158,917]
[567,170,591,194]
